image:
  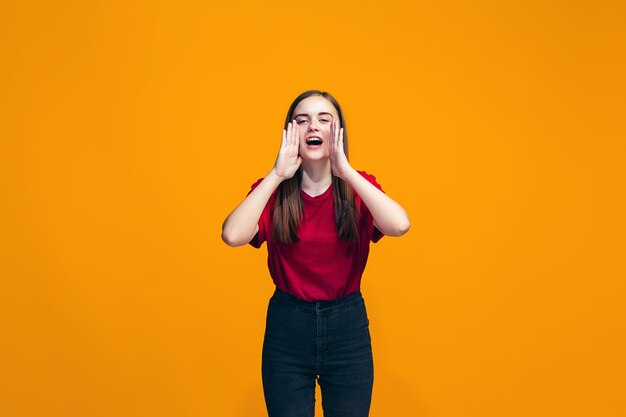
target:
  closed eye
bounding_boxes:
[297,119,330,124]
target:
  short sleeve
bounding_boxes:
[246,178,271,248]
[356,171,386,243]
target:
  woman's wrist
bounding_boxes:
[267,168,286,184]
[339,166,359,184]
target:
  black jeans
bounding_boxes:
[262,287,374,417]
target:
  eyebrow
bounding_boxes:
[294,112,335,118]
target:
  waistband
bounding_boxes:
[271,287,364,313]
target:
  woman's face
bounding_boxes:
[292,95,340,161]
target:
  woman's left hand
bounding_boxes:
[329,119,353,179]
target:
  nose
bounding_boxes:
[307,120,320,133]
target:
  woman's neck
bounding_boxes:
[300,159,332,194]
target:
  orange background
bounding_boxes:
[1,1,625,416]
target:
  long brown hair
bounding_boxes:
[272,90,360,244]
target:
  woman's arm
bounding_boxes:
[221,170,282,247]
[328,119,410,237]
[343,168,411,237]
[221,120,302,247]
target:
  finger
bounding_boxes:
[328,120,333,153]
[330,119,334,149]
[293,120,299,149]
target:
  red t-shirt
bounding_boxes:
[247,170,385,302]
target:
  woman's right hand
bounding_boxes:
[272,120,303,180]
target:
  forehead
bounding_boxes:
[293,96,338,117]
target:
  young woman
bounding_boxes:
[221,90,410,417]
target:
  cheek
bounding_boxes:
[298,138,308,152]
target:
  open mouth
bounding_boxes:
[306,137,323,148]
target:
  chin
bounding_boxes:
[308,150,329,158]
[300,148,329,160]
